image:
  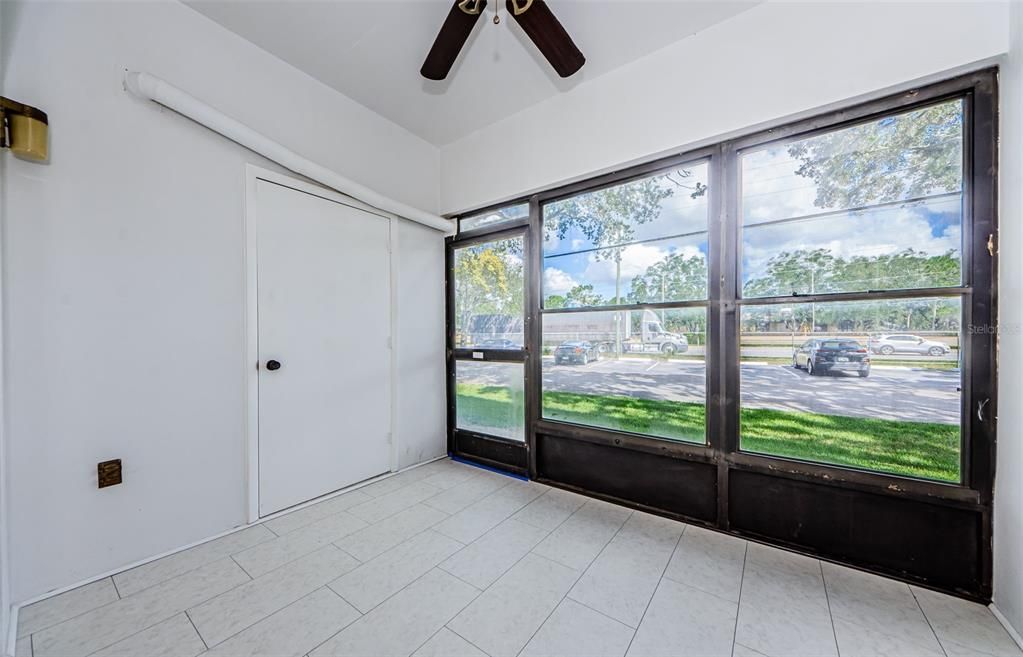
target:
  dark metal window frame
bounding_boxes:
[445,69,998,599]
[447,225,532,473]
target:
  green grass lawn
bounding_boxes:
[456,384,960,483]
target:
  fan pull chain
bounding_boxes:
[493,2,500,24]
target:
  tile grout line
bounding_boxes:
[316,473,540,617]
[44,556,259,657]
[174,549,355,653]
[910,587,951,657]
[99,527,274,601]
[194,585,352,654]
[22,579,174,646]
[445,624,494,657]
[328,537,471,616]
[32,461,471,654]
[439,488,599,657]
[513,510,635,656]
[621,521,687,654]
[19,460,457,624]
[819,560,842,657]
[429,485,548,548]
[729,541,750,657]
[309,566,484,657]
[420,474,515,517]
[77,608,188,657]
[229,554,256,580]
[185,610,209,651]
[437,518,557,589]
[109,576,122,600]
[569,594,643,630]
[621,525,686,653]
[832,611,956,656]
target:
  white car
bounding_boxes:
[868,334,952,357]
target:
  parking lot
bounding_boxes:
[536,357,961,424]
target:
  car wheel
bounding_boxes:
[661,343,676,355]
[929,346,945,357]
[792,357,801,369]
[554,358,562,365]
[592,351,599,362]
[807,360,816,376]
[879,345,895,355]
[858,370,870,378]
[581,354,588,365]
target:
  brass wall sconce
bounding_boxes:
[1,96,48,161]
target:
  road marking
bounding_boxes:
[778,365,802,379]
[645,362,659,372]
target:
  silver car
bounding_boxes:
[868,334,951,357]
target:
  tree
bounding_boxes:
[629,252,708,305]
[545,294,567,309]
[788,102,962,209]
[544,169,706,351]
[743,248,837,298]
[453,245,522,344]
[742,247,962,333]
[565,284,604,308]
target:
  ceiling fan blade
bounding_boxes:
[506,0,584,78]
[421,0,488,80]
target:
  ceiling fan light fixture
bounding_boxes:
[419,0,584,80]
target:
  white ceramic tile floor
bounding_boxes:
[14,458,1023,657]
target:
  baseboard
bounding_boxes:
[990,603,1023,651]
[8,455,448,614]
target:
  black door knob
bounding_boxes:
[266,359,282,371]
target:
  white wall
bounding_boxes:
[0,0,445,604]
[393,219,447,470]
[994,0,1023,640]
[0,0,9,650]
[439,1,1009,213]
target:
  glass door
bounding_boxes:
[448,228,529,473]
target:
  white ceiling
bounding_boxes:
[186,1,759,146]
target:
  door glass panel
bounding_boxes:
[454,236,525,349]
[455,361,525,442]
[739,297,962,482]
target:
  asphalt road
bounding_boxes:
[462,358,961,424]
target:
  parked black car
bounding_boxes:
[793,339,871,377]
[554,341,600,365]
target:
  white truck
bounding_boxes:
[543,309,689,355]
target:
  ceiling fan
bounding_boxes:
[421,0,585,80]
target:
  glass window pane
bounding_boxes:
[543,234,708,308]
[739,298,962,482]
[454,236,524,349]
[542,163,709,308]
[741,99,964,296]
[455,361,525,442]
[460,204,529,233]
[541,308,706,443]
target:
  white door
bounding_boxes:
[255,178,392,516]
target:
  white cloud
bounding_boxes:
[583,243,666,288]
[743,204,962,281]
[543,267,578,295]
